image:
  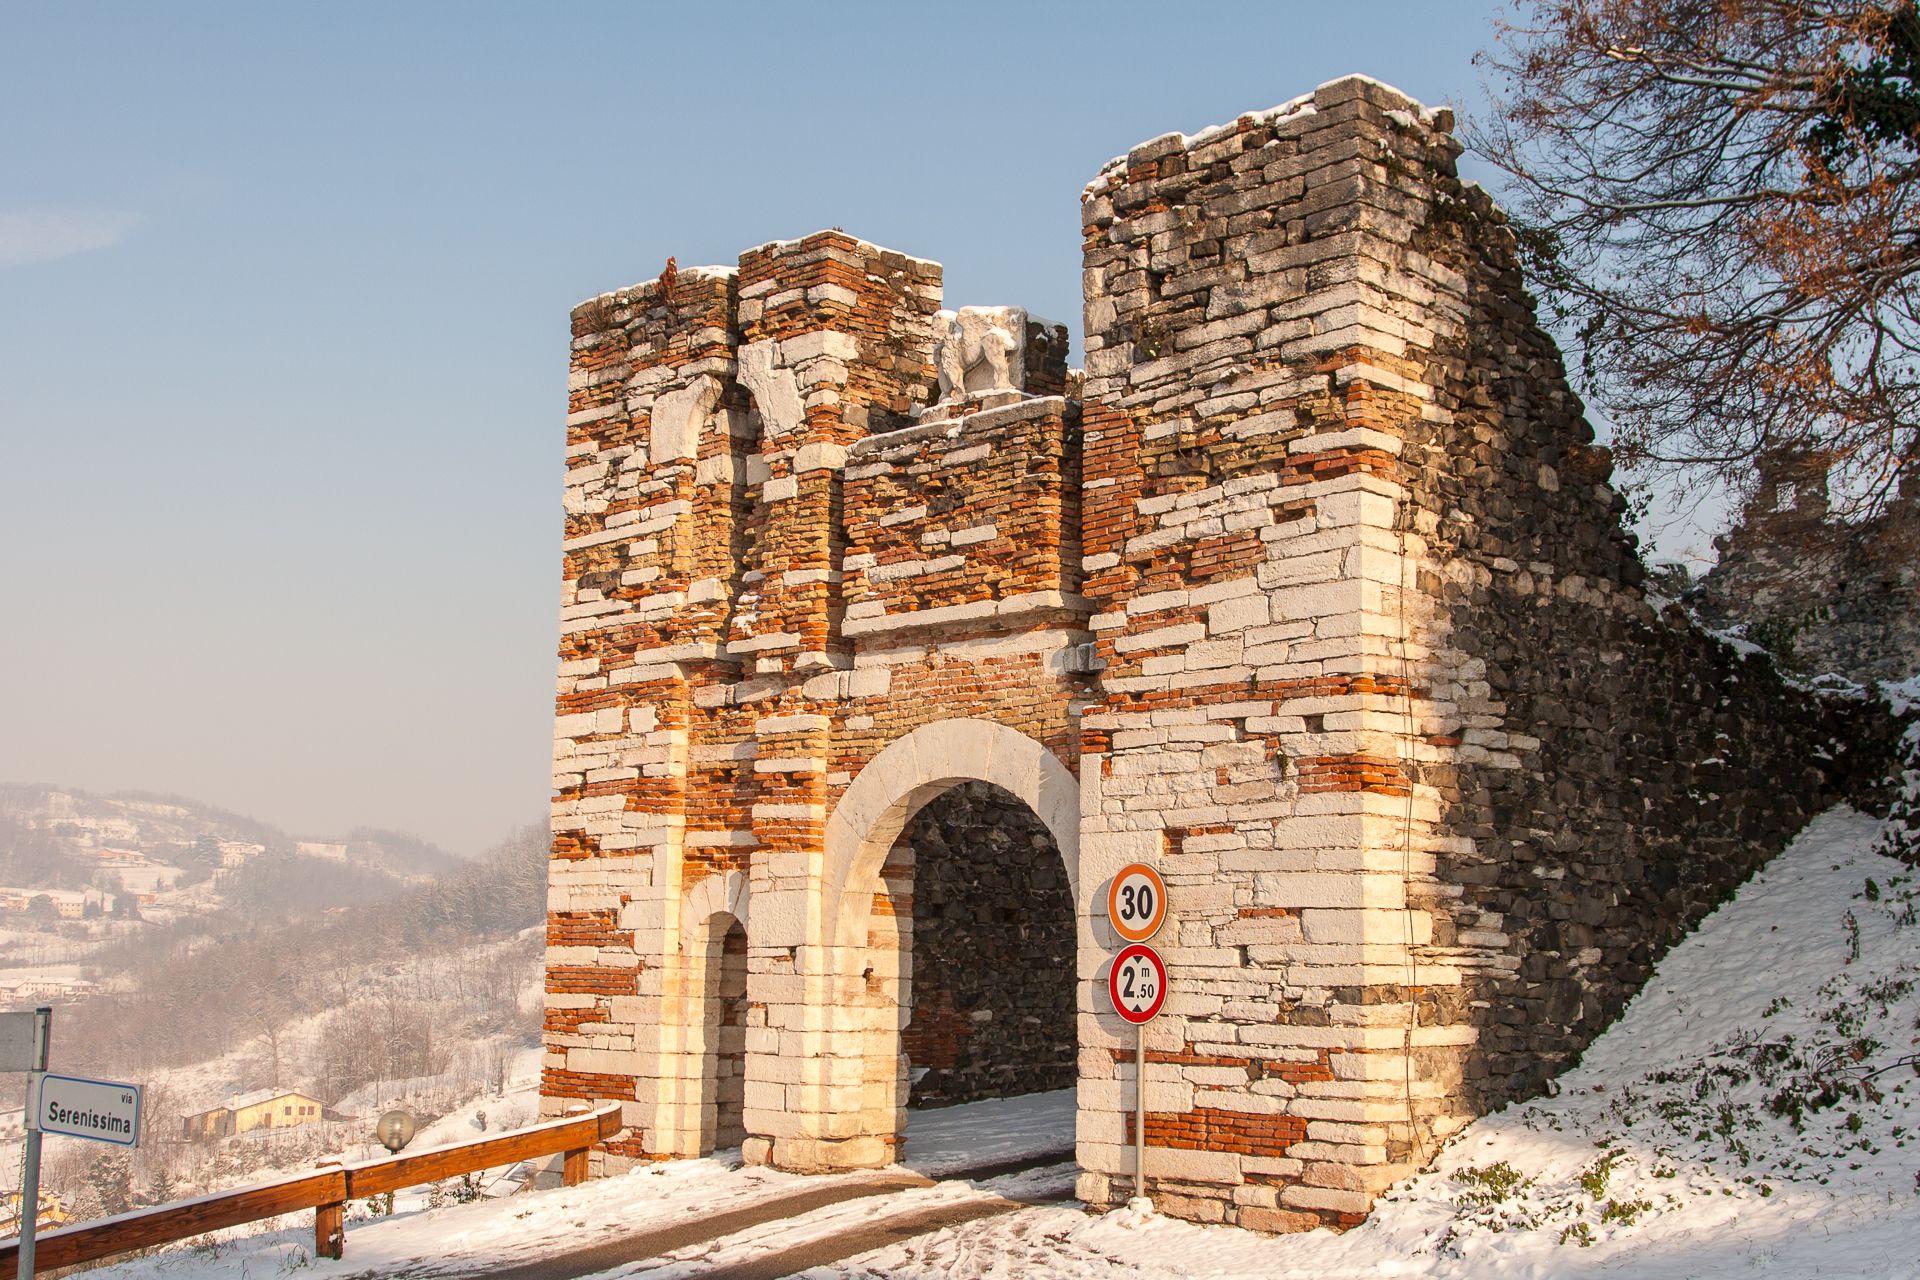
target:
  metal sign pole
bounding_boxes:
[20,1005,50,1280]
[1106,873,1167,1213]
[1134,1020,1147,1204]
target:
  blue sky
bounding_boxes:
[1,3,1538,856]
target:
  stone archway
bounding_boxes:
[805,719,1084,1168]
[823,719,1081,951]
[897,782,1077,1109]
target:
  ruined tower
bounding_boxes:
[542,77,1881,1230]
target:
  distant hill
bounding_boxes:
[0,783,503,1021]
[46,821,548,1095]
[0,821,550,1226]
[0,783,463,916]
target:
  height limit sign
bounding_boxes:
[1108,943,1168,1024]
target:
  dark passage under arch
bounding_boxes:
[899,781,1076,1109]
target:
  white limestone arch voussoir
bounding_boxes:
[680,870,749,947]
[823,718,1080,949]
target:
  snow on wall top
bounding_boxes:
[1082,73,1445,200]
[737,232,941,272]
[572,264,735,314]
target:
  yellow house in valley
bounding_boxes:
[182,1088,328,1140]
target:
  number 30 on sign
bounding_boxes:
[1106,863,1167,943]
[1108,943,1167,1024]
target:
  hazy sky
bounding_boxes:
[1,3,1536,858]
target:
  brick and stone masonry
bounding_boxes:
[1690,448,1920,685]
[542,75,1901,1230]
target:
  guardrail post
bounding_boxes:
[313,1160,344,1261]
[562,1103,592,1186]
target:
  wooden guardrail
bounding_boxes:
[0,1103,621,1277]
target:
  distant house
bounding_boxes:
[181,1106,230,1140]
[21,888,113,920]
[183,1088,329,1139]
[293,841,347,861]
[0,975,96,1002]
[217,841,266,869]
[93,847,148,867]
[0,1189,69,1234]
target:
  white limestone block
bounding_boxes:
[793,441,849,473]
[778,331,861,364]
[950,523,998,546]
[738,340,805,437]
[757,713,830,735]
[1148,1145,1244,1184]
[649,377,721,465]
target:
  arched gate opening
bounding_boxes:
[820,719,1084,1171]
[896,782,1075,1110]
[704,915,748,1151]
[682,890,750,1159]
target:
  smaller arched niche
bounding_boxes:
[681,871,749,1155]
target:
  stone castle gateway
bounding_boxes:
[541,77,1885,1230]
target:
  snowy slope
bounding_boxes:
[807,806,1920,1279]
[78,804,1920,1279]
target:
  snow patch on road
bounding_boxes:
[900,1087,1076,1177]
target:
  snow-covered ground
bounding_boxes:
[80,804,1920,1279]
[801,806,1920,1279]
[899,1086,1075,1177]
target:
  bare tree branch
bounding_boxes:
[1472,0,1920,514]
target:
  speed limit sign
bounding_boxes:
[1108,943,1167,1024]
[1106,863,1167,942]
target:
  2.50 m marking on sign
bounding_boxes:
[1108,943,1167,1024]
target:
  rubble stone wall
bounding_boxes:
[900,782,1077,1109]
[1393,167,1900,1116]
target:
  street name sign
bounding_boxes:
[36,1073,142,1146]
[1108,943,1168,1024]
[1106,863,1167,943]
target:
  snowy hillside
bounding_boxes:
[69,801,1920,1279]
[0,814,549,1229]
[0,785,472,1015]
